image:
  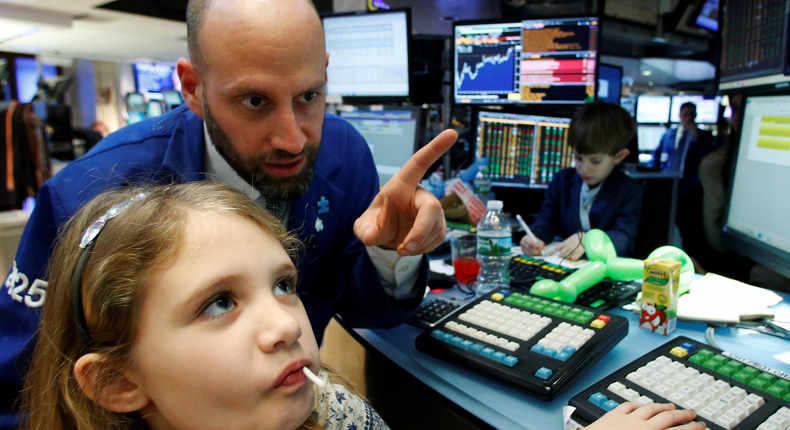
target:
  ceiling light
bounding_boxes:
[642,70,652,76]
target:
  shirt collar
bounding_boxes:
[203,124,261,201]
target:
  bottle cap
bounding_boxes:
[487,200,503,210]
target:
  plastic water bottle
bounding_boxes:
[476,200,512,295]
[473,165,492,207]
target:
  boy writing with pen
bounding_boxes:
[520,102,643,260]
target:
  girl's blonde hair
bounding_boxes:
[21,181,318,430]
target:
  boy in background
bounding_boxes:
[520,102,642,260]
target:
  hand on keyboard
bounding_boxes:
[585,403,705,430]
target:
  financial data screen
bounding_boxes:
[636,95,671,124]
[475,110,572,187]
[669,95,721,124]
[454,17,598,105]
[323,11,410,98]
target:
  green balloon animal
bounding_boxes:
[529,229,694,303]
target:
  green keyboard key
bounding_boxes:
[575,314,592,324]
[734,371,757,384]
[504,296,518,304]
[590,299,607,309]
[717,365,738,378]
[702,359,722,371]
[767,384,789,398]
[560,305,573,313]
[774,379,790,390]
[742,367,760,378]
[533,304,546,312]
[688,354,708,365]
[749,378,771,391]
[757,372,777,385]
[784,392,790,402]
[581,310,595,320]
[568,308,581,315]
[724,360,744,372]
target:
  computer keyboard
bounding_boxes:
[407,297,468,329]
[509,256,640,310]
[415,288,628,399]
[569,336,790,430]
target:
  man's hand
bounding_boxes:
[354,129,458,256]
[546,232,586,261]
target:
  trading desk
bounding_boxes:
[350,285,790,430]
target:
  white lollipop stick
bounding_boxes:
[303,366,326,389]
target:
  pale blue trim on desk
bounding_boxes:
[354,288,790,430]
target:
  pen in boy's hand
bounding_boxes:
[516,214,544,256]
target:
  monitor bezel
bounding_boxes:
[320,8,413,104]
[722,91,790,279]
[452,15,601,108]
[597,63,623,104]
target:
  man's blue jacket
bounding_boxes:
[0,105,425,428]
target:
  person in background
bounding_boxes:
[520,102,642,260]
[22,182,703,430]
[0,0,456,426]
[91,121,109,137]
[648,102,714,176]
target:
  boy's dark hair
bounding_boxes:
[567,101,636,155]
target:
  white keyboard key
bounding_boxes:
[485,334,499,344]
[719,393,739,407]
[622,388,640,402]
[545,332,558,340]
[692,392,714,407]
[649,371,665,381]
[635,396,654,405]
[696,373,715,386]
[664,378,682,390]
[766,415,790,429]
[746,393,766,407]
[678,385,698,397]
[626,372,643,385]
[607,382,627,396]
[667,391,688,405]
[682,399,703,412]
[697,406,722,422]
[703,385,724,398]
[646,360,663,371]
[669,362,686,373]
[714,414,739,429]
[557,336,571,345]
[504,341,520,351]
[582,328,595,337]
[569,339,585,349]
[735,400,758,415]
[674,373,693,384]
[756,423,780,430]
[639,378,658,390]
[653,384,673,398]
[725,407,748,422]
[636,366,652,376]
[659,367,678,378]
[776,407,790,420]
[708,400,729,414]
[681,367,701,378]
[558,322,572,329]
[688,379,708,392]
[538,338,552,347]
[656,356,672,365]
[712,380,731,392]
[728,386,747,400]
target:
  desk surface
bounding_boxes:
[353,287,790,430]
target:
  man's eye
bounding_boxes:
[302,92,317,102]
[201,293,236,317]
[241,96,264,109]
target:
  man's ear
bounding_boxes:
[74,353,149,413]
[325,52,330,81]
[177,57,204,119]
[614,148,630,163]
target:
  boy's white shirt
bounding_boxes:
[203,126,421,301]
[579,177,604,232]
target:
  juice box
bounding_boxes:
[639,258,681,335]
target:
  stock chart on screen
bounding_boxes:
[455,17,598,105]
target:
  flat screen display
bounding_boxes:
[670,95,721,124]
[636,95,671,124]
[133,63,175,93]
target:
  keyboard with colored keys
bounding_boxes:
[415,288,629,399]
[569,336,790,429]
[509,255,641,311]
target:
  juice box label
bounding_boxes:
[640,258,681,336]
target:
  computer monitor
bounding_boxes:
[669,95,721,124]
[620,95,637,117]
[723,94,790,279]
[454,16,599,105]
[127,111,146,125]
[474,110,572,187]
[636,95,671,124]
[691,0,719,31]
[147,101,163,118]
[339,106,426,185]
[718,0,790,92]
[162,90,184,107]
[322,9,411,102]
[133,63,175,94]
[126,92,146,112]
[637,125,667,152]
[597,64,622,105]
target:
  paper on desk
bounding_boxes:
[511,246,590,269]
[678,273,783,324]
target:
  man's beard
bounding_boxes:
[203,98,321,201]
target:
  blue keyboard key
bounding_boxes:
[562,346,577,355]
[503,356,518,367]
[680,342,697,353]
[588,392,608,407]
[481,347,495,358]
[493,351,507,363]
[430,330,443,339]
[530,344,545,354]
[498,289,511,296]
[440,332,453,342]
[461,340,474,350]
[543,348,557,358]
[451,336,463,346]
[602,400,620,412]
[556,352,571,361]
[469,343,484,353]
[535,367,553,379]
